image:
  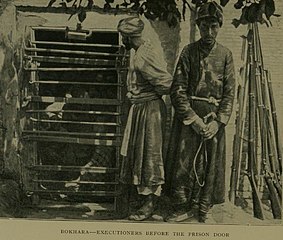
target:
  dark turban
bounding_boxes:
[117,17,144,37]
[196,1,223,27]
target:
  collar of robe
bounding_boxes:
[199,38,216,58]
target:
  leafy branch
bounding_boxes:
[232,0,280,28]
[46,0,279,27]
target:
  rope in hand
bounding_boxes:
[193,139,207,187]
[193,112,217,187]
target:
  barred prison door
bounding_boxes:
[21,27,130,218]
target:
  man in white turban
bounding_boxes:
[117,16,172,221]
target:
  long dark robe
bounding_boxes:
[120,99,167,187]
[165,40,235,211]
[119,40,172,188]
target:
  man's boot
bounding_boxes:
[128,194,156,221]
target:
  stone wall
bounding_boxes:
[0,3,21,180]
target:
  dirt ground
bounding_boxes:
[17,196,281,226]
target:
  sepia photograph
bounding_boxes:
[0,0,282,239]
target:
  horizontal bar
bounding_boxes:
[31,27,119,34]
[25,96,121,105]
[32,179,118,185]
[28,165,118,173]
[25,55,116,66]
[23,135,121,146]
[24,67,125,71]
[27,190,121,197]
[26,109,120,115]
[23,130,122,137]
[30,117,119,126]
[29,80,122,86]
[25,47,129,57]
[31,40,121,48]
[32,26,66,31]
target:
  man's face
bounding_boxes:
[198,18,220,44]
[122,36,133,50]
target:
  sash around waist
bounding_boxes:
[188,96,221,106]
[127,92,161,104]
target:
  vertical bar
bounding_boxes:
[115,33,129,217]
[25,30,39,201]
[114,34,123,213]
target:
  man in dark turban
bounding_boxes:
[117,16,172,221]
[166,1,235,223]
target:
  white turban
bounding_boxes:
[117,17,144,37]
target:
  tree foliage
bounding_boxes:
[232,0,280,28]
[46,0,279,27]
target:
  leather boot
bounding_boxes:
[128,194,155,221]
[198,137,218,223]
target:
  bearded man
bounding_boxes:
[166,1,235,223]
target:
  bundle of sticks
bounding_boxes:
[229,22,282,220]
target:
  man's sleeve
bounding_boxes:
[216,50,236,126]
[170,51,198,124]
[136,47,172,95]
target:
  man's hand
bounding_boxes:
[191,117,207,135]
[203,120,221,139]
